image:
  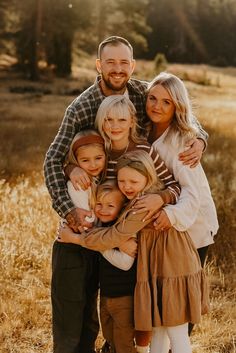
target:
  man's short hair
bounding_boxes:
[98,36,133,59]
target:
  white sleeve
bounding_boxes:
[164,163,202,231]
[67,181,90,209]
[67,181,95,222]
[101,249,135,271]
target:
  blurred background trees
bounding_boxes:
[0,0,236,80]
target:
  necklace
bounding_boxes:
[111,141,130,160]
[123,140,130,154]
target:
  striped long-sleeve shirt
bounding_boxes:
[105,140,181,204]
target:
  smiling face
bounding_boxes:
[75,144,106,177]
[96,43,135,95]
[117,166,147,200]
[94,190,125,223]
[103,112,133,147]
[146,84,176,131]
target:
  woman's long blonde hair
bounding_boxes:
[147,72,200,147]
[95,95,144,151]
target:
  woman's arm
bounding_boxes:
[162,163,202,231]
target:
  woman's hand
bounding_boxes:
[153,209,171,231]
[178,138,204,168]
[57,224,81,244]
[132,194,164,222]
[119,238,138,258]
[69,166,91,190]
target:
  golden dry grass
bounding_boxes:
[0,62,235,352]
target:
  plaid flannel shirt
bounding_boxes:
[44,76,148,217]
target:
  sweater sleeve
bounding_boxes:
[164,163,202,231]
[194,116,209,151]
[76,209,150,251]
[139,144,181,204]
[43,105,82,217]
[101,249,135,271]
[67,181,95,222]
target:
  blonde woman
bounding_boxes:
[134,72,218,351]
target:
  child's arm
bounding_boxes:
[57,208,150,251]
[64,165,91,191]
[101,247,136,271]
[148,145,181,205]
[67,181,95,222]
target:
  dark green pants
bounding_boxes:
[51,241,99,353]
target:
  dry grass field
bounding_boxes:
[0,61,235,353]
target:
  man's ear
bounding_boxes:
[131,59,136,74]
[96,59,101,74]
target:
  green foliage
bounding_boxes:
[110,0,150,57]
[146,0,236,66]
[76,0,150,57]
[154,53,167,74]
[0,0,17,54]
[1,0,236,79]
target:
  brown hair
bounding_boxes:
[98,36,133,59]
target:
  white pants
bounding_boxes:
[150,323,192,353]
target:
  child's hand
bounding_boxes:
[119,238,138,258]
[132,194,164,222]
[70,166,91,190]
[153,210,171,231]
[57,224,80,244]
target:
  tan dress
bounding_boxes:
[77,207,209,331]
[134,226,209,331]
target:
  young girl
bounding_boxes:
[65,129,106,225]
[58,149,209,353]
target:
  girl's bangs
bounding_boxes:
[108,104,131,120]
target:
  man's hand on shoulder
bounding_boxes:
[66,208,93,232]
[178,138,205,168]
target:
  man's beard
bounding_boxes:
[101,73,128,92]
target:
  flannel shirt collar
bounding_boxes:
[93,76,105,102]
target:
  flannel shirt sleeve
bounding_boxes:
[44,104,83,217]
[194,117,209,151]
